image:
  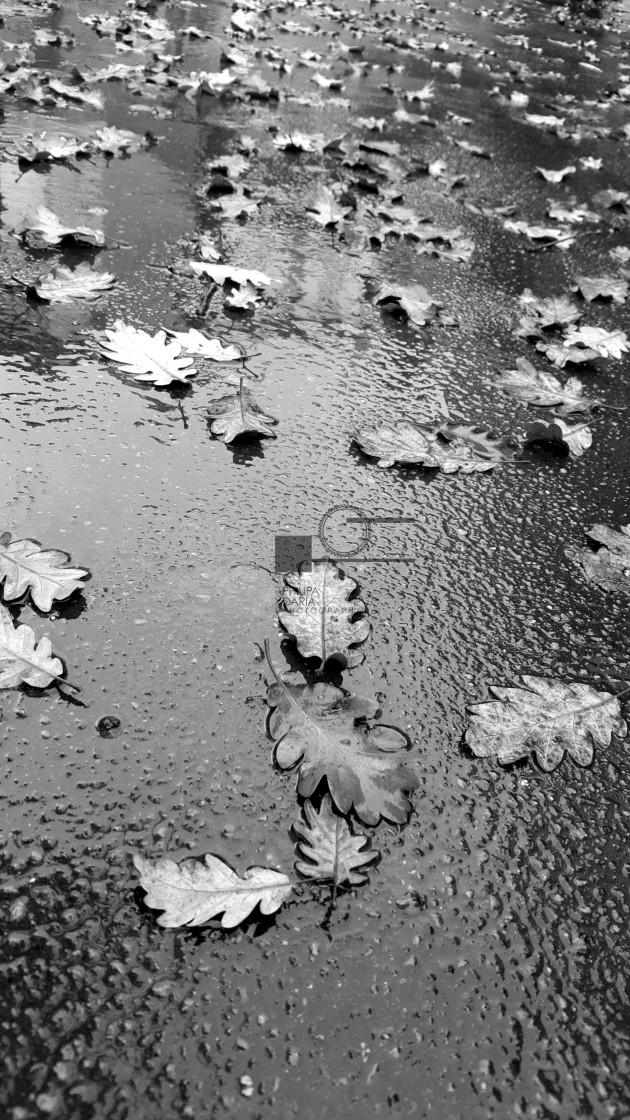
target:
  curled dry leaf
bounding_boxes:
[0,603,65,690]
[354,419,517,473]
[293,795,379,887]
[524,418,592,459]
[0,533,89,612]
[133,853,292,929]
[466,676,627,771]
[266,654,418,826]
[188,262,279,288]
[279,559,370,669]
[566,523,630,594]
[495,358,600,415]
[207,384,278,442]
[15,206,105,248]
[165,329,244,362]
[29,263,117,304]
[99,321,197,386]
[536,165,576,182]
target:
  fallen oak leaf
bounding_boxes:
[306,184,351,228]
[98,321,197,386]
[573,275,629,304]
[518,289,582,327]
[92,126,149,156]
[354,419,518,473]
[535,339,599,367]
[495,358,601,415]
[0,533,89,612]
[133,852,292,928]
[279,559,370,669]
[14,206,106,249]
[0,603,73,690]
[14,132,92,162]
[524,417,592,458]
[566,523,630,594]
[293,795,379,890]
[563,326,630,360]
[27,263,117,304]
[265,644,418,825]
[207,381,277,442]
[165,329,244,362]
[187,262,279,288]
[466,675,627,771]
[370,282,447,327]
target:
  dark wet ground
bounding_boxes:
[2,0,630,1116]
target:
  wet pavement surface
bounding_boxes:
[1,0,630,1116]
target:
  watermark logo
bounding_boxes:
[274,505,418,572]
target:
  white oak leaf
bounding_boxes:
[165,329,243,362]
[188,262,279,287]
[99,321,197,386]
[293,795,378,887]
[466,676,627,770]
[354,419,515,473]
[563,326,630,360]
[133,853,292,928]
[0,603,65,689]
[0,533,89,611]
[31,263,117,304]
[279,559,370,669]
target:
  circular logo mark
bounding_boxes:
[318,505,372,558]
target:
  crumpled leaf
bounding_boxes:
[306,185,350,227]
[354,419,517,473]
[15,206,105,248]
[165,329,244,362]
[535,339,599,367]
[563,326,630,360]
[371,282,445,326]
[566,523,630,594]
[293,795,378,886]
[188,262,279,287]
[266,660,418,825]
[536,165,576,182]
[518,289,582,328]
[0,533,89,612]
[466,675,627,771]
[133,852,292,928]
[0,603,65,689]
[99,321,197,386]
[14,132,91,162]
[29,263,117,304]
[495,358,600,415]
[273,132,322,152]
[207,385,277,442]
[279,559,370,669]
[573,275,629,304]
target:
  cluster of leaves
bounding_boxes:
[0,533,89,692]
[136,559,419,927]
